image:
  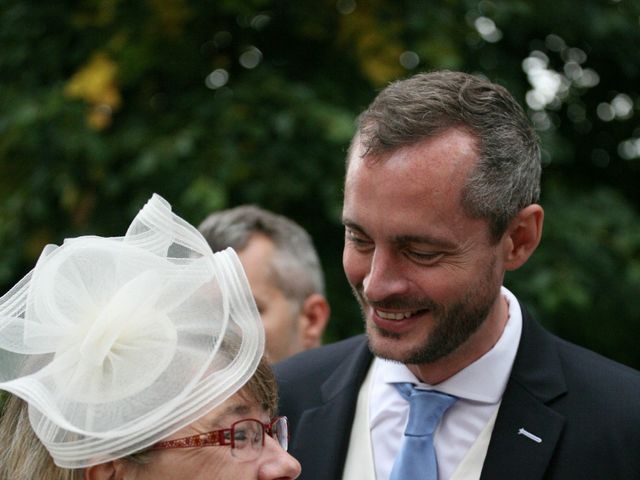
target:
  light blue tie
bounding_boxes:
[389,383,457,480]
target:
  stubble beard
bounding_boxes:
[352,258,500,365]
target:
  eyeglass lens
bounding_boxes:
[230,418,288,460]
[271,417,288,452]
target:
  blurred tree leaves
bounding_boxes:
[1,0,639,367]
[507,184,640,367]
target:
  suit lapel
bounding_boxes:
[291,337,372,480]
[481,311,567,479]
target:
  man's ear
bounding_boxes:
[502,204,544,271]
[297,293,331,350]
[84,462,117,480]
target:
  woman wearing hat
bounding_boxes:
[0,195,301,480]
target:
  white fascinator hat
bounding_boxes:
[0,194,264,468]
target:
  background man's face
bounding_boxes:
[238,234,302,363]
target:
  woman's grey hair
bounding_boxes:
[0,394,83,480]
[351,70,541,242]
[0,394,151,475]
[198,205,325,307]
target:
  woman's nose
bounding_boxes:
[258,434,302,479]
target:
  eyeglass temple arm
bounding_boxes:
[149,430,229,450]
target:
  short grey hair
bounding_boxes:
[198,205,325,307]
[351,70,541,242]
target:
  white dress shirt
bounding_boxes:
[369,287,523,480]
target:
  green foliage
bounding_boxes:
[1,0,639,366]
[507,184,640,367]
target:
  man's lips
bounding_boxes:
[370,307,429,333]
[375,309,421,320]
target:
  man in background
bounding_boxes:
[199,205,330,363]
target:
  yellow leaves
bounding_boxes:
[146,0,193,37]
[337,6,406,86]
[65,53,121,130]
[65,53,120,106]
[358,31,405,87]
[70,0,118,28]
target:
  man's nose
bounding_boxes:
[362,249,410,302]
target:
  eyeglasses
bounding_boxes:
[148,416,289,461]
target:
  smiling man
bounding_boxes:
[274,70,640,480]
[343,128,511,385]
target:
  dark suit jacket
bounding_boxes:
[275,310,640,479]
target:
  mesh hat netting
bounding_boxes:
[0,194,264,468]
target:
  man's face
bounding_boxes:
[237,234,301,363]
[121,391,301,479]
[342,129,506,366]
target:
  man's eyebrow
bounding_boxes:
[342,219,365,232]
[343,219,457,250]
[394,234,457,250]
